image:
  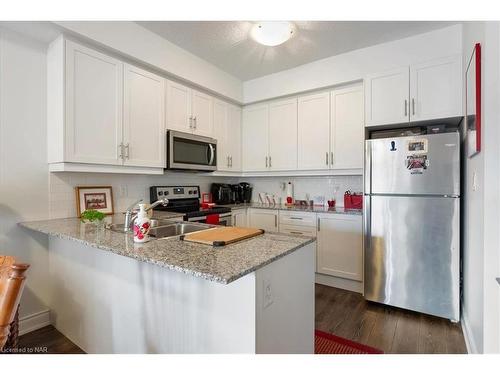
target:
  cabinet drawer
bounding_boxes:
[279,211,317,226]
[279,224,317,237]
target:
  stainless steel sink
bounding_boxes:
[107,218,178,233]
[149,222,212,239]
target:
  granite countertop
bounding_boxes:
[220,202,362,215]
[19,216,315,285]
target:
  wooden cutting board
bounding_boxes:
[181,226,264,247]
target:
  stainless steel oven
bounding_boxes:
[187,212,232,226]
[167,130,217,171]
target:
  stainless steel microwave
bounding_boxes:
[167,130,217,171]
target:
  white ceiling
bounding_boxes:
[137,21,459,81]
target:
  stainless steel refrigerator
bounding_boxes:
[364,132,460,321]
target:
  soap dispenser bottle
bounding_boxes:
[133,203,151,243]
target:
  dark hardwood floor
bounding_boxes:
[13,284,467,354]
[16,325,84,354]
[315,284,467,354]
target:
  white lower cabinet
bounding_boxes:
[316,213,363,281]
[248,209,278,232]
[231,208,248,227]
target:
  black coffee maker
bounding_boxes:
[239,182,252,203]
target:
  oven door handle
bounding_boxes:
[208,144,215,166]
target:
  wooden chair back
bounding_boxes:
[0,256,29,351]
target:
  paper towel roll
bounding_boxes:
[286,182,293,199]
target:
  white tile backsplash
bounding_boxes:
[48,172,238,219]
[237,175,363,206]
[49,172,362,218]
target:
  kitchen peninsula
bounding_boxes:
[19,217,315,354]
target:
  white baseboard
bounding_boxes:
[461,312,478,354]
[315,273,363,293]
[19,309,51,336]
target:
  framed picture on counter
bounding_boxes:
[75,186,114,216]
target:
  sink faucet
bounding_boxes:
[123,198,169,231]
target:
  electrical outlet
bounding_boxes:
[263,279,273,309]
[119,185,128,197]
[472,171,478,192]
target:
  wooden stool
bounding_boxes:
[0,256,29,352]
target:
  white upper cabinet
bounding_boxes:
[123,63,166,168]
[330,85,364,169]
[166,81,214,137]
[65,40,123,165]
[268,98,297,171]
[365,55,462,127]
[242,104,269,171]
[227,104,242,171]
[191,89,214,137]
[215,101,242,171]
[166,80,191,133]
[297,92,331,170]
[365,67,410,127]
[409,55,462,122]
[316,213,363,281]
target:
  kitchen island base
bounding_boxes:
[47,236,315,353]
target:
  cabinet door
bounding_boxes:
[191,89,214,137]
[331,85,364,170]
[269,98,298,171]
[232,209,248,227]
[123,64,166,167]
[365,67,409,127]
[317,214,363,281]
[410,55,462,122]
[297,92,331,170]
[248,209,278,232]
[65,40,123,165]
[227,104,242,171]
[166,80,191,132]
[242,104,269,171]
[214,100,230,170]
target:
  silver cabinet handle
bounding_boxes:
[290,217,303,220]
[269,156,272,168]
[125,143,130,159]
[317,217,321,231]
[404,99,408,116]
[227,156,230,167]
[193,116,197,129]
[208,144,215,165]
[265,156,268,168]
[274,214,277,228]
[326,152,329,166]
[230,156,233,167]
[189,116,193,129]
[412,98,415,115]
[290,231,304,235]
[118,143,124,159]
[330,152,334,166]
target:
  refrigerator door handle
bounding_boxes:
[364,141,371,194]
[363,195,371,287]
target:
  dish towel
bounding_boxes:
[206,214,220,225]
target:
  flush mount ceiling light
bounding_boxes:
[250,21,296,47]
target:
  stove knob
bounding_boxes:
[164,191,169,195]
[158,191,163,196]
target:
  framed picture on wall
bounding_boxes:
[75,186,114,216]
[466,43,481,158]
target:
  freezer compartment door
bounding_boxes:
[364,195,460,321]
[367,132,460,195]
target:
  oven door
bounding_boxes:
[187,213,232,226]
[167,130,217,171]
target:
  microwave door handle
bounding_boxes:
[208,144,215,166]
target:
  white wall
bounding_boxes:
[243,25,463,103]
[54,21,243,103]
[461,21,500,354]
[0,27,50,318]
